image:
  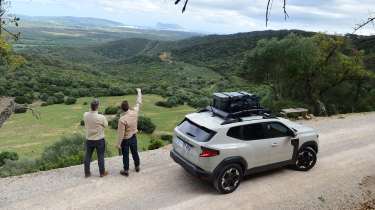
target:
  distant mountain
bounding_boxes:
[155,22,184,31]
[13,15,199,48]
[18,15,124,29]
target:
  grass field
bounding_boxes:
[0,95,194,158]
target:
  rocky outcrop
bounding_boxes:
[0,97,15,128]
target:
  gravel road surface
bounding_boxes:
[1,113,374,210]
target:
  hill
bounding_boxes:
[18,15,125,28]
[11,16,199,48]
[2,29,375,115]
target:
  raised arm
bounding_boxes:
[134,88,142,112]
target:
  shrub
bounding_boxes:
[64,97,77,105]
[53,92,65,104]
[155,96,181,108]
[0,151,19,166]
[166,96,180,106]
[41,102,48,107]
[14,106,27,114]
[109,116,119,129]
[160,134,173,143]
[148,138,163,150]
[83,102,88,105]
[15,96,32,104]
[39,134,86,170]
[104,106,119,115]
[80,120,85,126]
[39,93,49,102]
[138,116,156,134]
[0,158,39,178]
[188,97,211,108]
[47,96,57,105]
[155,101,173,108]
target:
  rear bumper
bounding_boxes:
[170,150,211,180]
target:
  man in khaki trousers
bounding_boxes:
[117,88,142,177]
[83,99,108,178]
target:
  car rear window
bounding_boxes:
[178,119,215,142]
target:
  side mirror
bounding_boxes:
[288,130,296,137]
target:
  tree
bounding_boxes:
[0,0,20,40]
[243,33,373,115]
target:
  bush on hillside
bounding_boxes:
[53,92,65,104]
[188,97,211,108]
[39,134,86,170]
[83,102,88,105]
[41,102,48,107]
[109,116,119,129]
[80,120,85,126]
[138,116,156,134]
[155,96,183,108]
[64,97,77,105]
[0,158,39,178]
[47,96,57,105]
[155,101,173,108]
[15,96,32,104]
[104,106,119,115]
[14,106,28,114]
[148,138,163,150]
[0,151,19,166]
[160,134,173,143]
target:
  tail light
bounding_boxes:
[200,147,220,157]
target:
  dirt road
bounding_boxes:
[1,113,375,210]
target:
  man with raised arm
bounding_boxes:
[117,88,142,177]
[83,99,108,178]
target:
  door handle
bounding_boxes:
[271,143,279,147]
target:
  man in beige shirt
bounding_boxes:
[83,99,108,178]
[117,88,142,176]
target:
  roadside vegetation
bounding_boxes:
[0,95,193,159]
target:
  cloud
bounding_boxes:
[13,0,375,34]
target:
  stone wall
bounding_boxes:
[0,97,15,128]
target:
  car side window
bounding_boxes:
[264,122,290,138]
[227,123,264,141]
[227,126,242,139]
[242,123,264,140]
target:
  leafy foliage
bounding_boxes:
[243,33,374,115]
[39,134,86,170]
[104,106,119,115]
[138,116,156,134]
[64,96,77,105]
[0,151,19,166]
[148,138,164,150]
[0,158,39,178]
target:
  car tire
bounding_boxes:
[213,164,243,194]
[292,146,317,171]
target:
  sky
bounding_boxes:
[9,0,375,35]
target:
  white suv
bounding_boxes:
[170,110,319,194]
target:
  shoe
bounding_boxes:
[135,166,140,173]
[85,173,91,178]
[120,170,129,177]
[100,171,109,177]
